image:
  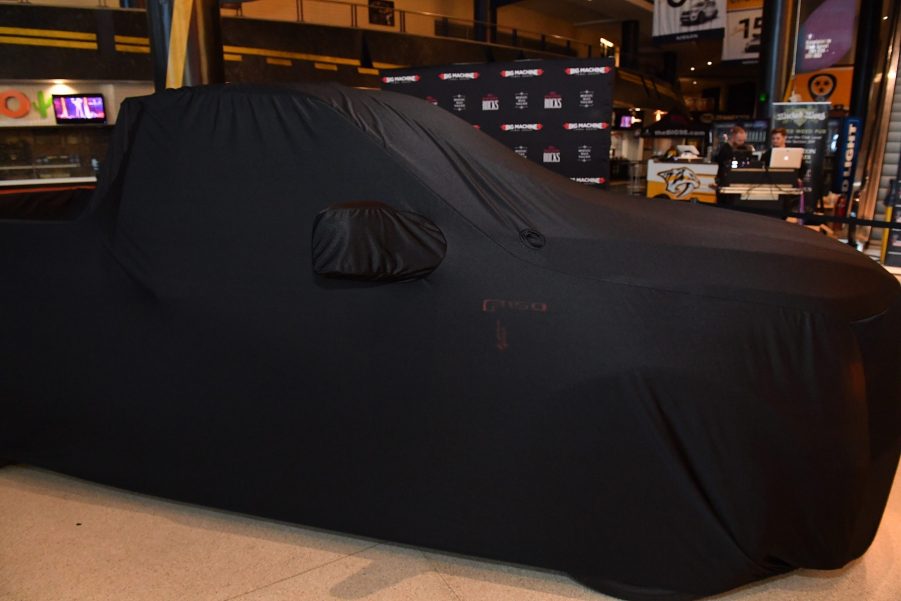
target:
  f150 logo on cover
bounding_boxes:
[482,299,548,313]
[658,167,700,198]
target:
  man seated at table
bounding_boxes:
[761,127,805,189]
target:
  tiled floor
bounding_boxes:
[883,264,901,283]
[1,463,899,601]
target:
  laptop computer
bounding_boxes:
[769,147,804,169]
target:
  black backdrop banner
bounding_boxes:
[772,102,830,207]
[381,58,614,187]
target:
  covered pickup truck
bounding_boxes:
[1,84,899,601]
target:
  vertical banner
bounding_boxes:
[368,1,395,26]
[795,0,858,73]
[772,102,830,208]
[722,0,762,63]
[381,58,614,187]
[885,204,901,268]
[831,116,862,198]
[785,66,853,111]
[653,0,726,43]
[883,176,901,266]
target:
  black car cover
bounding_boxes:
[1,84,899,601]
[312,201,447,281]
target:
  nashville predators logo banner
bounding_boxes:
[659,167,701,198]
[381,58,614,188]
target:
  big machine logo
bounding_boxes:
[439,71,480,81]
[578,145,592,162]
[542,145,561,163]
[500,123,543,132]
[571,177,606,185]
[452,94,467,112]
[564,66,612,76]
[513,145,529,158]
[514,92,529,110]
[563,122,609,131]
[481,94,499,111]
[500,68,544,78]
[579,90,595,108]
[381,74,420,84]
[544,92,563,109]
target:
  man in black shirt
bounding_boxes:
[713,126,754,205]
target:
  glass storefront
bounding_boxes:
[0,126,110,181]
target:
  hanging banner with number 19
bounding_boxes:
[722,0,762,63]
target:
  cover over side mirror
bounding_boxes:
[312,201,446,282]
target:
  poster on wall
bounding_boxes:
[368,1,395,26]
[772,101,830,207]
[653,0,726,43]
[381,58,614,187]
[722,0,762,62]
[785,66,853,111]
[795,0,857,73]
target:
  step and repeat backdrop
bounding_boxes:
[380,58,614,187]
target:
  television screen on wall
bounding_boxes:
[52,94,107,125]
[611,109,635,130]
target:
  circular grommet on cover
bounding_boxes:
[519,228,546,249]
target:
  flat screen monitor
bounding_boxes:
[52,94,107,124]
[769,147,804,169]
[619,115,633,128]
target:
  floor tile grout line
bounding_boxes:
[421,551,465,601]
[218,542,381,601]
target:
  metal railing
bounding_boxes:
[285,0,593,58]
[3,0,595,57]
